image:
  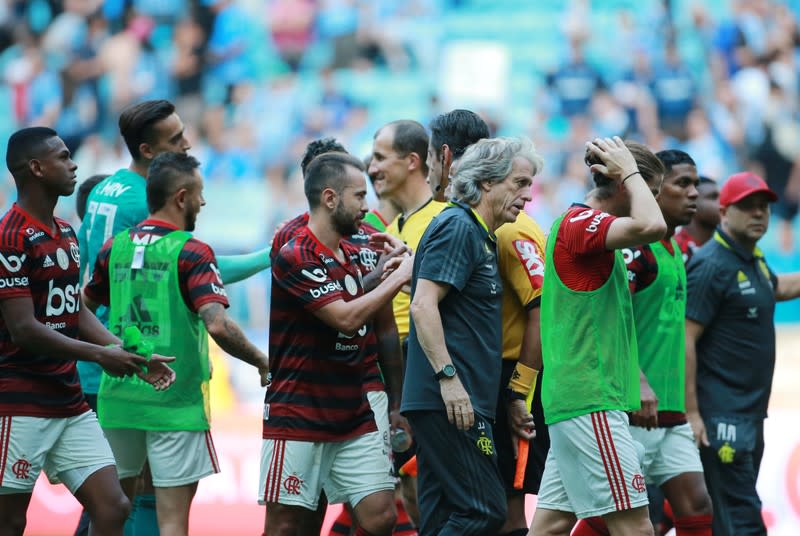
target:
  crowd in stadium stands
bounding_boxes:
[0,1,796,251]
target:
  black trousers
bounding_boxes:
[405,410,506,536]
[700,415,766,536]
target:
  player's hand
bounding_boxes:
[256,356,270,387]
[585,136,638,182]
[137,354,177,391]
[507,399,535,458]
[389,409,412,446]
[369,232,405,253]
[687,410,709,448]
[631,377,658,429]
[440,376,474,430]
[382,252,413,282]
[96,345,150,377]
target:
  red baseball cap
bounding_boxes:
[719,172,777,207]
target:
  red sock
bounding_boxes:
[393,499,417,535]
[330,507,353,535]
[674,514,712,536]
[572,517,610,536]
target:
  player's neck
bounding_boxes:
[395,178,432,216]
[16,191,57,233]
[129,160,149,179]
[148,210,185,230]
[307,217,345,262]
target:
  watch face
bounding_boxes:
[443,364,456,377]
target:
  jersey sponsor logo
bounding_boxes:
[46,321,66,329]
[338,324,368,339]
[59,226,72,234]
[0,276,29,288]
[301,268,328,283]
[46,280,81,316]
[358,248,378,272]
[42,255,54,268]
[26,229,45,240]
[737,271,756,295]
[96,181,132,198]
[584,212,610,233]
[335,342,359,351]
[210,263,223,284]
[621,248,640,265]
[12,458,31,479]
[56,248,70,270]
[513,239,544,286]
[211,282,228,297]
[319,254,336,265]
[69,242,80,264]
[0,252,26,272]
[343,274,358,296]
[309,280,342,299]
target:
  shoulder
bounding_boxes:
[0,209,29,249]
[183,236,216,260]
[558,206,613,232]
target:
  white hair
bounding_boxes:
[451,137,544,206]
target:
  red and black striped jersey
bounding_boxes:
[271,212,383,392]
[266,226,378,442]
[84,219,229,313]
[0,204,89,417]
[673,226,698,263]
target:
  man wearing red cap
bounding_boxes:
[685,172,800,535]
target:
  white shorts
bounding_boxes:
[629,423,704,487]
[538,410,649,518]
[258,431,394,509]
[0,411,115,495]
[367,390,390,459]
[104,428,219,487]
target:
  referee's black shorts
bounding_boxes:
[493,359,550,496]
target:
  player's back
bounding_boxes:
[81,169,148,279]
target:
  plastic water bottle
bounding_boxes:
[390,428,410,453]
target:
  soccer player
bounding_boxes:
[0,127,174,536]
[685,172,800,535]
[273,138,408,535]
[572,150,713,536]
[530,137,667,536]
[262,152,413,536]
[83,152,270,536]
[402,137,540,535]
[79,99,272,533]
[673,176,719,262]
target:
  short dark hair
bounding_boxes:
[378,120,429,175]
[655,149,697,174]
[76,174,110,220]
[300,137,348,177]
[119,100,176,161]
[6,127,59,177]
[586,140,665,190]
[304,152,365,209]
[429,110,490,160]
[147,152,201,213]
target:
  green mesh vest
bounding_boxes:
[98,229,211,431]
[631,239,686,412]
[540,212,640,425]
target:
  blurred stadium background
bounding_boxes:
[1,0,799,533]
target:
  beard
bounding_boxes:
[184,209,197,232]
[332,201,359,236]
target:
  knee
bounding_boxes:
[92,493,131,528]
[675,488,714,518]
[360,505,397,536]
[0,513,26,536]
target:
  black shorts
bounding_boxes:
[394,338,417,475]
[494,359,550,495]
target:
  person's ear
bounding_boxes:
[175,188,188,210]
[321,187,337,209]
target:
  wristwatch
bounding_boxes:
[434,363,457,381]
